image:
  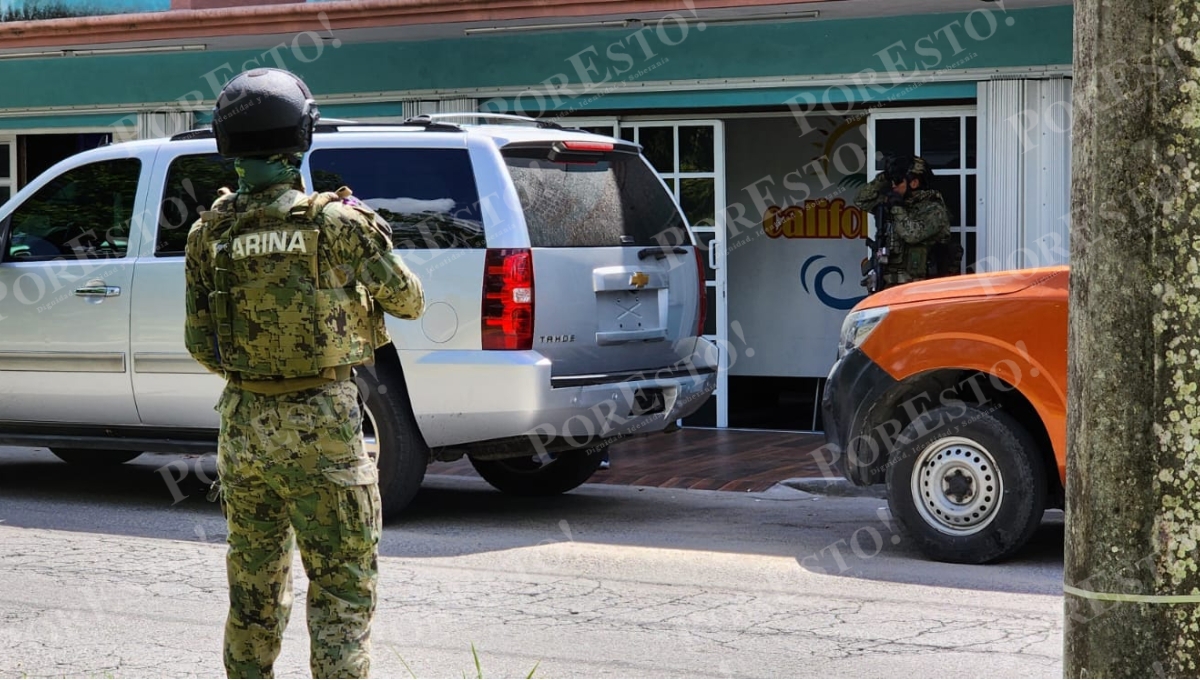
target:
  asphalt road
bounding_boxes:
[0,446,1065,678]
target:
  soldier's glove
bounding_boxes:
[883,191,905,209]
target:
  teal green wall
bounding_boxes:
[0,5,1072,125]
[0,113,123,129]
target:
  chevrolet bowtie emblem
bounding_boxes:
[630,272,649,289]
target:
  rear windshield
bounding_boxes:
[502,147,686,248]
[308,147,485,249]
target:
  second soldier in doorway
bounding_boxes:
[854,154,961,291]
[183,68,424,679]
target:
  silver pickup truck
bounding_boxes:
[0,115,718,517]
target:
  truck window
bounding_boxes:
[308,147,486,249]
[4,158,141,262]
[501,148,685,248]
[156,153,238,257]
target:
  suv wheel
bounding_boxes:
[356,359,430,520]
[885,404,1047,564]
[50,448,142,466]
[469,448,606,496]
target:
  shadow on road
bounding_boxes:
[0,448,1063,596]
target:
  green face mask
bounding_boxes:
[234,154,303,194]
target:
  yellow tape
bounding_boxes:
[1064,584,1200,604]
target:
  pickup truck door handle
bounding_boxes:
[74,285,121,298]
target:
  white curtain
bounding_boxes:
[112,110,194,143]
[977,77,1073,272]
[401,98,478,118]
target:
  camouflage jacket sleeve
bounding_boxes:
[320,200,426,321]
[892,190,952,244]
[183,218,224,376]
[853,173,893,212]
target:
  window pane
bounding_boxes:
[620,127,635,143]
[965,230,977,274]
[502,148,685,248]
[966,117,977,169]
[310,148,485,249]
[966,174,977,227]
[920,117,962,169]
[679,126,714,173]
[680,178,716,228]
[578,125,616,137]
[0,186,9,204]
[926,173,962,228]
[874,119,915,171]
[7,158,141,261]
[637,126,674,173]
[664,177,676,197]
[0,144,9,179]
[157,153,238,257]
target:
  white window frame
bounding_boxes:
[866,106,979,271]
[0,134,15,206]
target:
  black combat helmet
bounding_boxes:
[884,154,931,185]
[212,68,320,158]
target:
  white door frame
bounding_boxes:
[616,119,728,427]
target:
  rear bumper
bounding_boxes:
[404,338,718,451]
[821,348,899,486]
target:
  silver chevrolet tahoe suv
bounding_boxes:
[0,114,717,518]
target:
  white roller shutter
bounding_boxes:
[977,77,1073,272]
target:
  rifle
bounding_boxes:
[861,201,892,294]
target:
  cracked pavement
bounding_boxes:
[0,446,1065,678]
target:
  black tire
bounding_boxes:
[885,403,1047,564]
[50,448,142,466]
[355,358,429,520]
[469,448,606,497]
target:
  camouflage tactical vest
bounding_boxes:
[203,189,377,381]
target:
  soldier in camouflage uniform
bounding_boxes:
[183,68,424,679]
[854,155,959,289]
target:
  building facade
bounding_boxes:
[0,0,1076,431]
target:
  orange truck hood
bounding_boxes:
[858,266,1069,308]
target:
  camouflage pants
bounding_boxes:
[215,378,381,679]
[882,268,920,287]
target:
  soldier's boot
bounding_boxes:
[221,474,296,679]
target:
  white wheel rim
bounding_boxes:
[910,436,1003,536]
[361,402,381,464]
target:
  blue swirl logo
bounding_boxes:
[802,255,867,311]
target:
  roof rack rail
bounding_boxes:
[168,117,464,142]
[418,112,574,130]
[394,115,465,132]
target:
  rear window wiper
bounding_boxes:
[637,245,689,260]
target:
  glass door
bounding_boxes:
[0,135,15,205]
[866,108,979,272]
[618,121,727,427]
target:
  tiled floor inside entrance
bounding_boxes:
[426,427,838,492]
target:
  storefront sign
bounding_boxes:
[762,199,867,240]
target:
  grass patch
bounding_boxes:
[391,643,541,679]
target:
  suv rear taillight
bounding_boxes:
[695,245,707,337]
[482,248,534,350]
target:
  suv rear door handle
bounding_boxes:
[75,285,121,297]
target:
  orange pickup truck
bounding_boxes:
[821,265,1068,564]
